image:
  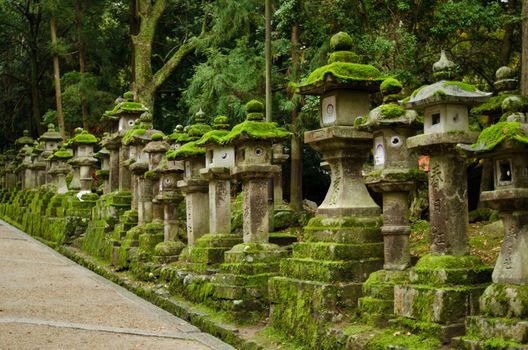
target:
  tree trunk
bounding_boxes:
[132,0,200,112]
[29,53,42,135]
[289,23,303,212]
[500,0,517,67]
[50,13,65,140]
[522,0,528,96]
[76,3,89,130]
[265,0,272,122]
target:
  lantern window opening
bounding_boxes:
[497,159,513,185]
[432,113,441,126]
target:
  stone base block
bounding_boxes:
[268,276,363,348]
[480,284,528,318]
[281,257,383,283]
[466,316,528,343]
[411,255,493,285]
[394,283,486,324]
[185,233,243,267]
[303,216,382,244]
[211,243,287,318]
[292,241,383,261]
[453,336,528,349]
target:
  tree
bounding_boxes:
[49,7,65,139]
[131,0,207,111]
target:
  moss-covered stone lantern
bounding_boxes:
[123,112,156,221]
[455,104,528,348]
[210,100,290,319]
[48,147,73,194]
[39,124,63,184]
[68,129,99,197]
[143,132,169,224]
[269,32,385,340]
[171,109,212,248]
[355,78,424,325]
[182,116,242,271]
[101,92,148,193]
[95,146,110,194]
[392,52,493,342]
[15,130,34,150]
[30,141,47,187]
[17,144,34,189]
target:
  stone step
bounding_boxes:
[193,233,242,248]
[221,262,280,275]
[358,296,393,315]
[292,241,383,261]
[280,257,383,283]
[190,246,230,264]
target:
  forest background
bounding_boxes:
[0,0,525,204]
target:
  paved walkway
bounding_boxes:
[0,219,235,350]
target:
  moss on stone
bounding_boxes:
[329,31,353,51]
[472,94,528,117]
[415,254,486,270]
[195,129,229,146]
[166,141,205,159]
[443,81,477,93]
[471,121,528,151]
[187,123,212,138]
[246,100,264,113]
[72,130,98,144]
[296,62,383,91]
[122,128,147,145]
[151,133,164,141]
[220,120,290,144]
[379,103,406,118]
[327,51,359,64]
[380,78,402,96]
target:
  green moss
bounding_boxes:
[246,99,263,113]
[329,31,353,51]
[95,169,109,177]
[151,133,164,141]
[144,170,160,180]
[72,130,98,144]
[166,141,205,159]
[122,128,146,145]
[415,254,486,270]
[443,81,477,92]
[471,121,528,151]
[49,147,73,160]
[247,112,264,121]
[480,337,526,350]
[472,94,528,117]
[195,129,229,146]
[187,123,212,138]
[220,120,290,144]
[366,329,441,350]
[327,51,358,64]
[379,103,406,118]
[411,85,427,98]
[380,78,402,96]
[297,62,383,90]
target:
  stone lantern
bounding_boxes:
[95,146,110,194]
[68,129,99,197]
[143,132,169,224]
[18,144,34,189]
[31,141,47,187]
[15,130,34,150]
[122,112,156,221]
[48,147,73,194]
[183,116,242,270]
[101,91,148,193]
[39,124,63,184]
[269,32,385,338]
[355,77,424,325]
[210,100,290,318]
[456,100,528,348]
[4,150,17,190]
[172,109,212,248]
[393,51,493,341]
